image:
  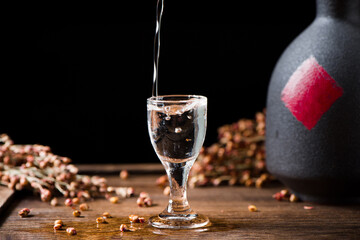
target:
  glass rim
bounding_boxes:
[147,95,207,104]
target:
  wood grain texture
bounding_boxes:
[0,165,359,239]
[0,187,14,216]
[77,163,165,174]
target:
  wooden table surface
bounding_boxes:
[0,164,359,239]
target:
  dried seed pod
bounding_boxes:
[245,178,254,187]
[19,176,28,187]
[155,175,168,187]
[61,157,71,164]
[72,210,81,217]
[139,192,150,199]
[272,192,283,201]
[119,224,128,232]
[280,189,290,199]
[272,190,299,203]
[109,196,119,204]
[72,197,80,205]
[163,186,170,196]
[79,203,89,211]
[248,205,258,212]
[15,183,23,191]
[143,197,152,207]
[102,212,111,218]
[69,191,76,198]
[129,214,139,223]
[259,173,269,181]
[228,177,238,186]
[96,217,106,224]
[126,187,135,197]
[54,220,63,226]
[64,198,73,207]
[53,224,62,230]
[290,194,299,203]
[115,187,134,198]
[40,189,52,202]
[66,227,77,235]
[255,178,265,188]
[50,198,58,206]
[212,176,229,186]
[107,186,115,193]
[18,208,30,217]
[136,197,145,207]
[120,170,129,180]
[1,174,10,183]
[69,181,78,191]
[77,190,91,200]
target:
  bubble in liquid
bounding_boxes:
[164,106,170,112]
[187,115,192,119]
[175,127,182,133]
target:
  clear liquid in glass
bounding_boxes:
[148,98,207,163]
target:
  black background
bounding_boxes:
[2,1,315,164]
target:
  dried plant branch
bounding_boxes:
[0,134,134,203]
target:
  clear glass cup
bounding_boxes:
[147,95,210,229]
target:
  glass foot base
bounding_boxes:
[149,214,210,229]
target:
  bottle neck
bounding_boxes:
[316,0,360,23]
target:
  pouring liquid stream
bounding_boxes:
[152,0,164,97]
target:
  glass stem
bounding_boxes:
[161,160,195,216]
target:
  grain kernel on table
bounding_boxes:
[119,224,128,232]
[102,212,111,218]
[79,203,89,211]
[248,204,258,212]
[96,217,106,224]
[18,208,30,218]
[72,210,81,217]
[53,224,62,230]
[304,206,314,210]
[54,220,63,226]
[109,196,119,204]
[66,227,77,235]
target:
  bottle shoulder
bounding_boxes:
[271,16,360,79]
[268,16,360,95]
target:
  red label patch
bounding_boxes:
[281,56,343,130]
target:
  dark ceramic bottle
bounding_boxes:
[266,0,360,203]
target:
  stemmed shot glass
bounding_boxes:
[147,95,209,229]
